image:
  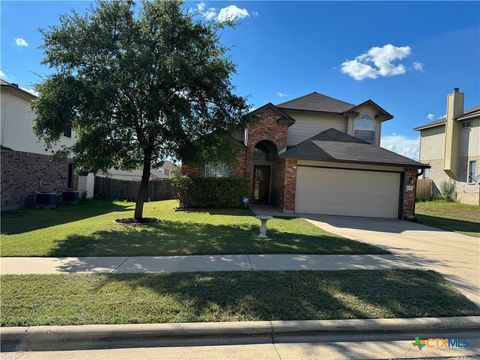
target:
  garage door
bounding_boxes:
[295,167,401,218]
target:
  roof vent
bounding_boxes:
[453,87,460,93]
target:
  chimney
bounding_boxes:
[443,87,464,178]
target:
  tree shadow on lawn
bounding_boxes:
[47,220,388,257]
[89,270,480,322]
[416,214,480,236]
[1,200,132,235]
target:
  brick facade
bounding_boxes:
[243,106,289,184]
[401,167,418,220]
[1,148,73,211]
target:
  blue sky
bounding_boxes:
[2,1,479,159]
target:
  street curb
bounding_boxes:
[2,316,479,351]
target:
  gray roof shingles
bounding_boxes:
[277,92,355,113]
[280,128,426,168]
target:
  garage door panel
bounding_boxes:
[295,167,400,218]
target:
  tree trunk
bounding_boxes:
[134,151,152,220]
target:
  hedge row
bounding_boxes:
[173,176,249,208]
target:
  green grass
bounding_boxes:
[0,199,386,256]
[2,270,478,326]
[416,200,480,237]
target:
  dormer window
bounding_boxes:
[354,114,375,143]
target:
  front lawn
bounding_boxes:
[416,200,480,238]
[0,200,386,256]
[2,270,478,326]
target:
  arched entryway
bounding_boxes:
[252,140,278,203]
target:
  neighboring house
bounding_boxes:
[0,80,94,211]
[183,92,427,219]
[414,88,480,205]
[98,161,177,181]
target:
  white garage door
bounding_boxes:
[295,166,401,218]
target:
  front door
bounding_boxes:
[253,165,270,203]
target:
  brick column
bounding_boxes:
[280,159,297,212]
[402,167,418,219]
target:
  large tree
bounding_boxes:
[33,0,248,220]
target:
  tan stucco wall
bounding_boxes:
[0,91,75,155]
[419,125,445,161]
[419,116,480,205]
[459,118,480,157]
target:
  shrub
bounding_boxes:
[173,175,249,208]
[437,180,456,202]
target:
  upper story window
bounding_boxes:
[462,121,472,129]
[354,114,375,143]
[205,163,229,178]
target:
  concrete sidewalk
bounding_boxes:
[0,254,421,274]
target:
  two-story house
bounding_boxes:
[1,80,94,210]
[183,92,427,219]
[414,88,479,205]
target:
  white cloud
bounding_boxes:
[197,4,252,23]
[341,44,413,80]
[413,61,424,72]
[197,2,206,11]
[427,113,435,120]
[277,92,290,97]
[15,38,28,47]
[217,5,249,23]
[381,134,420,160]
[204,8,217,20]
[340,59,378,80]
[0,70,6,79]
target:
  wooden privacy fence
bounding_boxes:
[94,176,175,201]
[416,178,432,200]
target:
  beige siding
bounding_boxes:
[295,166,401,218]
[286,110,347,146]
[0,92,75,155]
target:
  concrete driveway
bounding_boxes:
[303,214,480,307]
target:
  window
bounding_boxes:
[205,163,229,178]
[462,121,472,129]
[63,123,72,138]
[354,114,375,143]
[424,168,431,179]
[468,160,477,183]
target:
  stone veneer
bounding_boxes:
[422,157,480,205]
[1,148,73,211]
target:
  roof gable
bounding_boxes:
[277,92,355,113]
[281,128,425,168]
[247,103,296,126]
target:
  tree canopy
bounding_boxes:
[33,0,248,219]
